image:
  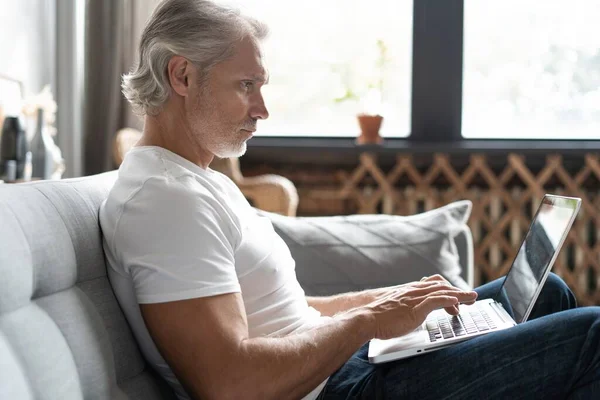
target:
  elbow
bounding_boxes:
[195,353,276,400]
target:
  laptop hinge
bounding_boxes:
[490,302,516,325]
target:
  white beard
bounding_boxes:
[211,140,247,158]
[187,92,252,159]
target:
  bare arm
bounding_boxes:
[141,278,477,400]
[307,291,376,317]
[141,293,372,400]
[308,275,469,317]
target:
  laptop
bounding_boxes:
[368,194,581,364]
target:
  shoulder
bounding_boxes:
[106,173,239,253]
[133,174,240,234]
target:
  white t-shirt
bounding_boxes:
[99,146,330,400]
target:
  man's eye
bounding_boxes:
[242,81,254,90]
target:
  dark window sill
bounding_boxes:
[248,136,600,153]
[243,137,600,167]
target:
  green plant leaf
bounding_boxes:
[333,89,359,103]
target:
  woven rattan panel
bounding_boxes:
[246,153,600,305]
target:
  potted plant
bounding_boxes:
[333,39,390,145]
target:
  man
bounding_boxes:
[100,0,600,399]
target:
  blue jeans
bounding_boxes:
[317,273,600,399]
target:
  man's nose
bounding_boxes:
[250,93,269,120]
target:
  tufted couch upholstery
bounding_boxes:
[0,171,473,399]
[0,172,176,399]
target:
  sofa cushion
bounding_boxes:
[266,200,473,296]
[0,172,175,400]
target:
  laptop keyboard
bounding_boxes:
[426,306,497,342]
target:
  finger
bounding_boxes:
[444,304,460,315]
[408,284,478,301]
[411,290,478,311]
[385,281,448,300]
[406,284,455,298]
[412,280,454,290]
[420,274,448,283]
[415,276,455,290]
[446,293,479,314]
[414,295,460,319]
[451,291,478,303]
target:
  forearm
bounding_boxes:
[215,309,374,400]
[307,291,376,317]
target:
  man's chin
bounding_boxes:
[214,142,247,159]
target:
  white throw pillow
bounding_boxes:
[263,200,473,295]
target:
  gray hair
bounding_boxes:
[122,0,268,116]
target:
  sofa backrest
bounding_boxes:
[0,172,175,400]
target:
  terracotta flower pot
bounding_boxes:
[356,114,383,145]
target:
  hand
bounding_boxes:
[364,275,475,316]
[364,275,478,340]
[419,274,477,315]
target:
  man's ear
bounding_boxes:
[167,56,193,97]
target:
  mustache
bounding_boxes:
[241,120,257,131]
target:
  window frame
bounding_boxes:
[247,0,599,157]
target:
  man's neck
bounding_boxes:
[138,112,214,169]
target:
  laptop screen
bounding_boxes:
[497,195,580,324]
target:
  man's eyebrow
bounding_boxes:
[248,73,269,84]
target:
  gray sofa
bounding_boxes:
[0,171,473,399]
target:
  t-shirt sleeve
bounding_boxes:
[113,176,241,304]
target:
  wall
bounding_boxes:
[0,0,55,100]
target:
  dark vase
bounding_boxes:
[0,116,28,180]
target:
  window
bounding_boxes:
[219,0,413,138]
[463,1,600,139]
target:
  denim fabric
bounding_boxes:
[318,273,600,399]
